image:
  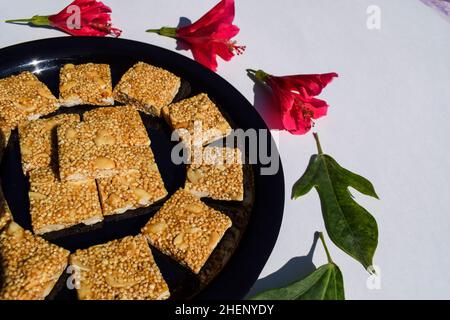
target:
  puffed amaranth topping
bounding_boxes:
[57,119,153,181]
[0,71,59,123]
[97,147,167,216]
[70,235,170,300]
[28,167,103,235]
[162,93,231,146]
[19,113,80,173]
[0,183,12,231]
[0,222,69,300]
[59,63,114,107]
[0,125,11,160]
[113,62,180,117]
[141,189,232,274]
[83,105,150,146]
[185,147,244,201]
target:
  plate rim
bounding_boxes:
[0,37,285,300]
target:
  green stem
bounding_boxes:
[246,69,270,85]
[145,26,177,38]
[317,232,334,264]
[5,15,50,26]
[5,18,33,23]
[313,132,323,155]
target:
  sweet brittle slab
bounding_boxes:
[141,189,232,274]
[113,62,180,117]
[59,63,114,107]
[28,167,103,235]
[57,117,153,181]
[0,71,59,123]
[162,93,231,146]
[0,222,69,300]
[97,147,167,216]
[83,105,150,146]
[185,147,244,201]
[70,235,170,300]
[18,114,80,174]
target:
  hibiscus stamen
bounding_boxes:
[89,22,122,37]
[228,41,246,55]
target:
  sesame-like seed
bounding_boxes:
[162,93,231,146]
[0,222,69,300]
[28,166,103,235]
[185,147,244,201]
[57,114,153,181]
[59,63,114,107]
[69,235,169,300]
[0,72,59,131]
[113,62,180,117]
[0,184,12,231]
[18,114,80,174]
[141,189,232,274]
[82,105,150,146]
[96,146,167,216]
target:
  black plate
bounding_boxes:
[0,37,285,300]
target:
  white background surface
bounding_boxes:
[1,0,449,300]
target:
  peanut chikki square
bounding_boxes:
[70,235,170,300]
[0,71,59,122]
[185,147,244,201]
[162,93,232,146]
[83,105,150,146]
[0,222,69,300]
[113,62,181,117]
[28,167,103,235]
[18,114,80,174]
[97,147,167,216]
[58,143,153,182]
[57,119,152,181]
[59,63,114,107]
[0,100,28,133]
[141,189,232,274]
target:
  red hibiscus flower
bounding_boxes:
[5,0,121,37]
[146,0,245,71]
[248,69,338,135]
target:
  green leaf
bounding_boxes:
[292,133,379,271]
[248,232,345,300]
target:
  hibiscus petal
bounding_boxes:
[281,103,313,135]
[179,0,235,36]
[272,72,338,97]
[212,42,234,61]
[48,0,119,37]
[213,23,240,39]
[304,100,328,119]
[190,45,219,71]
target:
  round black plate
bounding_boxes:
[0,37,285,300]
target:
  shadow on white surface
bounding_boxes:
[246,232,319,298]
[175,17,192,51]
[247,72,284,130]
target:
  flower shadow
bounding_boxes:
[245,232,319,298]
[175,17,192,51]
[247,72,284,131]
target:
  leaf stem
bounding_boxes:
[145,26,177,38]
[313,132,323,155]
[317,232,334,264]
[5,18,33,23]
[5,15,50,26]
